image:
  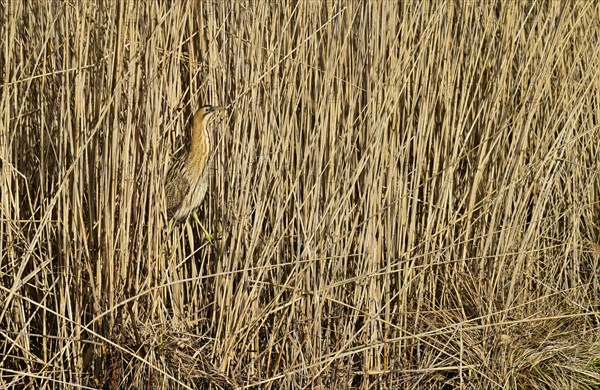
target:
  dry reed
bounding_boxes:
[1,1,599,388]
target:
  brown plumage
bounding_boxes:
[165,104,222,222]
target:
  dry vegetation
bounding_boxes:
[1,0,600,388]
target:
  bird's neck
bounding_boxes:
[188,117,209,166]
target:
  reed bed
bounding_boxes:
[1,0,599,388]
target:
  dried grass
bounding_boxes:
[1,1,600,388]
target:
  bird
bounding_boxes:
[164,104,223,237]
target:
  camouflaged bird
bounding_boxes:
[165,105,222,223]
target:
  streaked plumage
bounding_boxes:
[165,105,222,222]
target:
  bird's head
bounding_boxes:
[193,104,223,126]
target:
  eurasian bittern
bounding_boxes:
[165,104,223,236]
